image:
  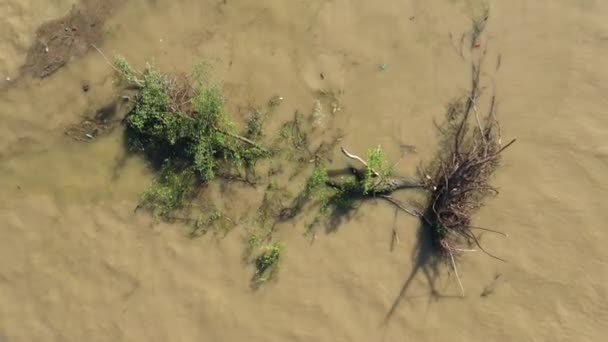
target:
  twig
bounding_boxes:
[380,195,420,218]
[470,96,486,144]
[469,226,509,237]
[392,229,401,245]
[494,138,516,155]
[464,230,507,262]
[496,54,502,72]
[448,32,466,60]
[449,250,465,297]
[214,127,268,153]
[490,97,502,146]
[389,207,400,251]
[91,44,144,87]
[452,248,476,252]
[340,147,379,176]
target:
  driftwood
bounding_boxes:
[418,13,512,297]
[325,147,425,196]
[328,13,513,299]
[214,127,268,153]
[326,175,424,195]
[324,147,424,219]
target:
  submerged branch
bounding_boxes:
[379,195,420,218]
[214,127,268,153]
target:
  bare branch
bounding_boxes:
[214,127,268,153]
[91,44,144,88]
[470,96,486,144]
[449,250,465,297]
[469,226,509,237]
[340,147,379,176]
[380,195,420,218]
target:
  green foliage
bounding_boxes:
[253,242,284,285]
[276,111,309,160]
[191,207,233,237]
[280,164,329,219]
[363,146,393,194]
[113,58,269,220]
[141,165,196,219]
[192,84,224,125]
[191,136,216,181]
[127,69,187,146]
[246,111,263,141]
[117,58,266,167]
[244,95,284,143]
[113,56,142,87]
[308,165,328,190]
[247,229,264,252]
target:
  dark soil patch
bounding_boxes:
[21,0,124,79]
[64,91,137,141]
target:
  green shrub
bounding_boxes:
[140,165,196,219]
[363,146,393,194]
[253,242,284,284]
[115,58,268,218]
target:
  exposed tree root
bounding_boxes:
[326,11,512,299]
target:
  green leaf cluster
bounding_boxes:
[115,58,267,217]
[363,146,393,194]
[253,242,284,284]
[141,165,196,219]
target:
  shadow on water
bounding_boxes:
[324,203,361,234]
[321,166,368,233]
[381,218,464,328]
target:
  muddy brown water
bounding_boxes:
[1,1,607,341]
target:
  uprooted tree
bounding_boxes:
[67,12,513,293]
[306,13,515,299]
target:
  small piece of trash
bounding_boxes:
[85,134,95,140]
[45,46,49,53]
[379,63,387,71]
[5,77,10,81]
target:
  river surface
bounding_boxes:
[0,1,607,341]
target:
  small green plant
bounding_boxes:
[252,242,284,285]
[112,56,143,87]
[140,165,196,219]
[280,164,329,219]
[275,111,309,161]
[363,146,393,194]
[246,111,263,141]
[245,229,264,255]
[191,207,233,237]
[308,164,328,190]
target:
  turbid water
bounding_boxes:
[1,1,607,341]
